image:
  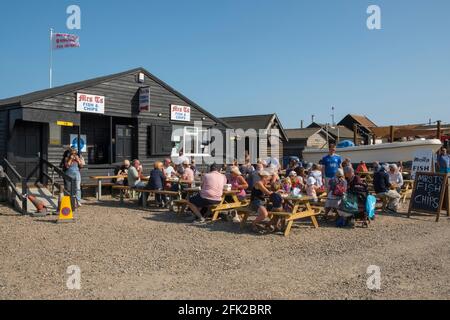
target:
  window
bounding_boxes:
[49,122,61,145]
[148,125,173,156]
[171,126,211,157]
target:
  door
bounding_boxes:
[10,121,44,178]
[115,125,133,163]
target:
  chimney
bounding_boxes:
[300,120,304,129]
[311,115,315,124]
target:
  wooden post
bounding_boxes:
[390,125,395,143]
[353,124,358,146]
[437,120,442,140]
[372,134,376,145]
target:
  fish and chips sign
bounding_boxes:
[171,105,191,122]
[76,93,105,114]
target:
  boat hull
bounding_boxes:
[302,139,442,164]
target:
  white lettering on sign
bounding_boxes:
[171,104,191,122]
[76,93,105,114]
[411,150,434,179]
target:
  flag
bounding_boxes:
[52,33,80,50]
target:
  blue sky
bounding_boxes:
[1,0,449,128]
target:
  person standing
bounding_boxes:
[64,148,85,207]
[437,147,450,174]
[320,143,342,191]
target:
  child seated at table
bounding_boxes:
[282,177,292,193]
[306,176,319,203]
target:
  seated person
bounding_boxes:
[146,161,166,207]
[324,169,347,218]
[185,164,227,224]
[374,165,401,213]
[250,170,274,233]
[229,166,248,201]
[306,176,319,203]
[246,163,263,191]
[181,160,195,186]
[388,163,404,192]
[115,159,130,185]
[356,161,368,174]
[128,159,146,189]
[288,171,304,191]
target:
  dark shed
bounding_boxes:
[0,67,229,182]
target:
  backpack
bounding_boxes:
[365,195,377,220]
[332,180,346,197]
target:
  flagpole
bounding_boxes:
[49,28,53,88]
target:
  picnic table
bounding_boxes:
[238,194,320,237]
[175,189,249,221]
[90,175,149,200]
[90,175,123,200]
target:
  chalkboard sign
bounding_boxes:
[408,172,449,221]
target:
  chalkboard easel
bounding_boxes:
[408,172,450,222]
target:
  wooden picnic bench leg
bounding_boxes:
[239,213,250,229]
[97,180,102,201]
[310,215,319,228]
[211,210,221,222]
[119,189,124,204]
[284,220,294,237]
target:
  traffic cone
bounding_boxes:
[57,195,75,223]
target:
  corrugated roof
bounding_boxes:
[220,114,274,130]
[0,67,230,128]
[347,114,377,128]
[285,128,323,140]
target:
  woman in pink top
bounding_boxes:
[228,166,248,200]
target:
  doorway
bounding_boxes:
[9,121,46,178]
[115,125,133,163]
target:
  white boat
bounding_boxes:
[302,139,442,163]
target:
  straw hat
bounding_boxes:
[230,166,242,176]
[259,170,272,177]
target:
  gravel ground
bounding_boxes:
[0,199,449,300]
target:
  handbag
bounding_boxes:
[341,192,359,214]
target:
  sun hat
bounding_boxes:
[230,166,242,175]
[307,176,316,186]
[182,159,190,165]
[259,170,272,177]
[289,171,297,177]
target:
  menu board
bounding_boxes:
[408,172,449,221]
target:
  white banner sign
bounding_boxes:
[139,87,150,112]
[411,149,434,179]
[76,93,105,114]
[171,105,191,122]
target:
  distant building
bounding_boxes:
[284,127,332,160]
[337,114,377,145]
[307,122,358,143]
[219,113,288,163]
